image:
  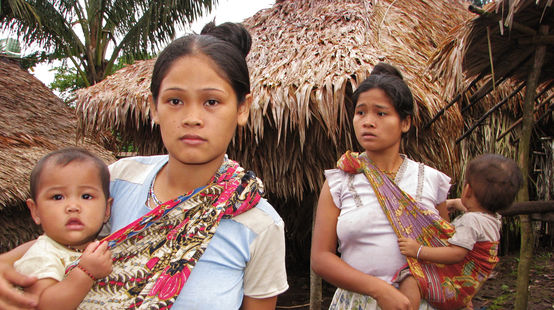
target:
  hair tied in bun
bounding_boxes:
[200,21,252,58]
[370,62,403,80]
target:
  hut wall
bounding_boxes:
[0,204,41,253]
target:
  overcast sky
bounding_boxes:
[30,0,275,86]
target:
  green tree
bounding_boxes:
[1,0,217,86]
[50,54,150,102]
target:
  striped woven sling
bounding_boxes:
[338,151,499,309]
[337,151,458,306]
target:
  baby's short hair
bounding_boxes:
[30,148,110,200]
[465,154,523,212]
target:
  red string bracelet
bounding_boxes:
[76,264,96,281]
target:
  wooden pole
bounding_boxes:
[514,24,548,310]
[456,82,525,144]
[310,198,322,310]
[500,200,554,216]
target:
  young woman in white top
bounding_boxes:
[311,63,451,310]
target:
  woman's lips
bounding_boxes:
[361,133,377,138]
[180,134,207,145]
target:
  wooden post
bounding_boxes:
[310,199,322,310]
[514,24,548,310]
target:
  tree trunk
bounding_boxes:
[310,268,322,310]
[310,199,322,310]
[514,24,548,310]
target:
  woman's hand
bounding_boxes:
[0,261,38,309]
[0,241,38,309]
[373,282,412,310]
[397,237,421,258]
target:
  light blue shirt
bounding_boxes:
[107,155,288,309]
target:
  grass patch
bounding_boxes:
[487,285,514,310]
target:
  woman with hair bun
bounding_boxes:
[0,22,288,310]
[311,63,452,310]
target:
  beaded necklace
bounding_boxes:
[147,173,164,208]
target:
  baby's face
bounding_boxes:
[28,160,110,250]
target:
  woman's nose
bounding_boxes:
[363,116,376,128]
[182,106,204,127]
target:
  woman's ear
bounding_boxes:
[401,115,412,133]
[26,198,41,225]
[237,94,252,126]
[149,95,159,125]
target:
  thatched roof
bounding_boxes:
[76,0,472,201]
[0,56,116,251]
[427,0,553,198]
[429,0,553,100]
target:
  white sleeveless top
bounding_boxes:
[325,156,451,284]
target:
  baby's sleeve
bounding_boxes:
[14,242,65,281]
[448,214,480,250]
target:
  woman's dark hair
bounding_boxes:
[370,62,403,79]
[30,148,110,201]
[352,63,413,120]
[465,154,523,212]
[150,22,252,104]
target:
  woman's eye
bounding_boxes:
[355,110,365,115]
[82,194,93,200]
[377,112,387,116]
[52,194,63,200]
[205,99,219,107]
[169,98,182,106]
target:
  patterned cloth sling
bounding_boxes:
[337,151,497,309]
[76,158,263,309]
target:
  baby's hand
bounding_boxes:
[397,237,421,258]
[446,198,467,214]
[79,241,113,280]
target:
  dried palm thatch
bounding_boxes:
[428,0,553,198]
[76,0,473,266]
[77,0,471,202]
[0,56,116,252]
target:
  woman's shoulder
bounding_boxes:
[109,154,168,169]
[404,157,451,182]
[324,168,350,189]
[109,155,168,183]
[324,168,347,179]
[232,198,284,234]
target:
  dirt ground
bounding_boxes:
[276,249,553,309]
